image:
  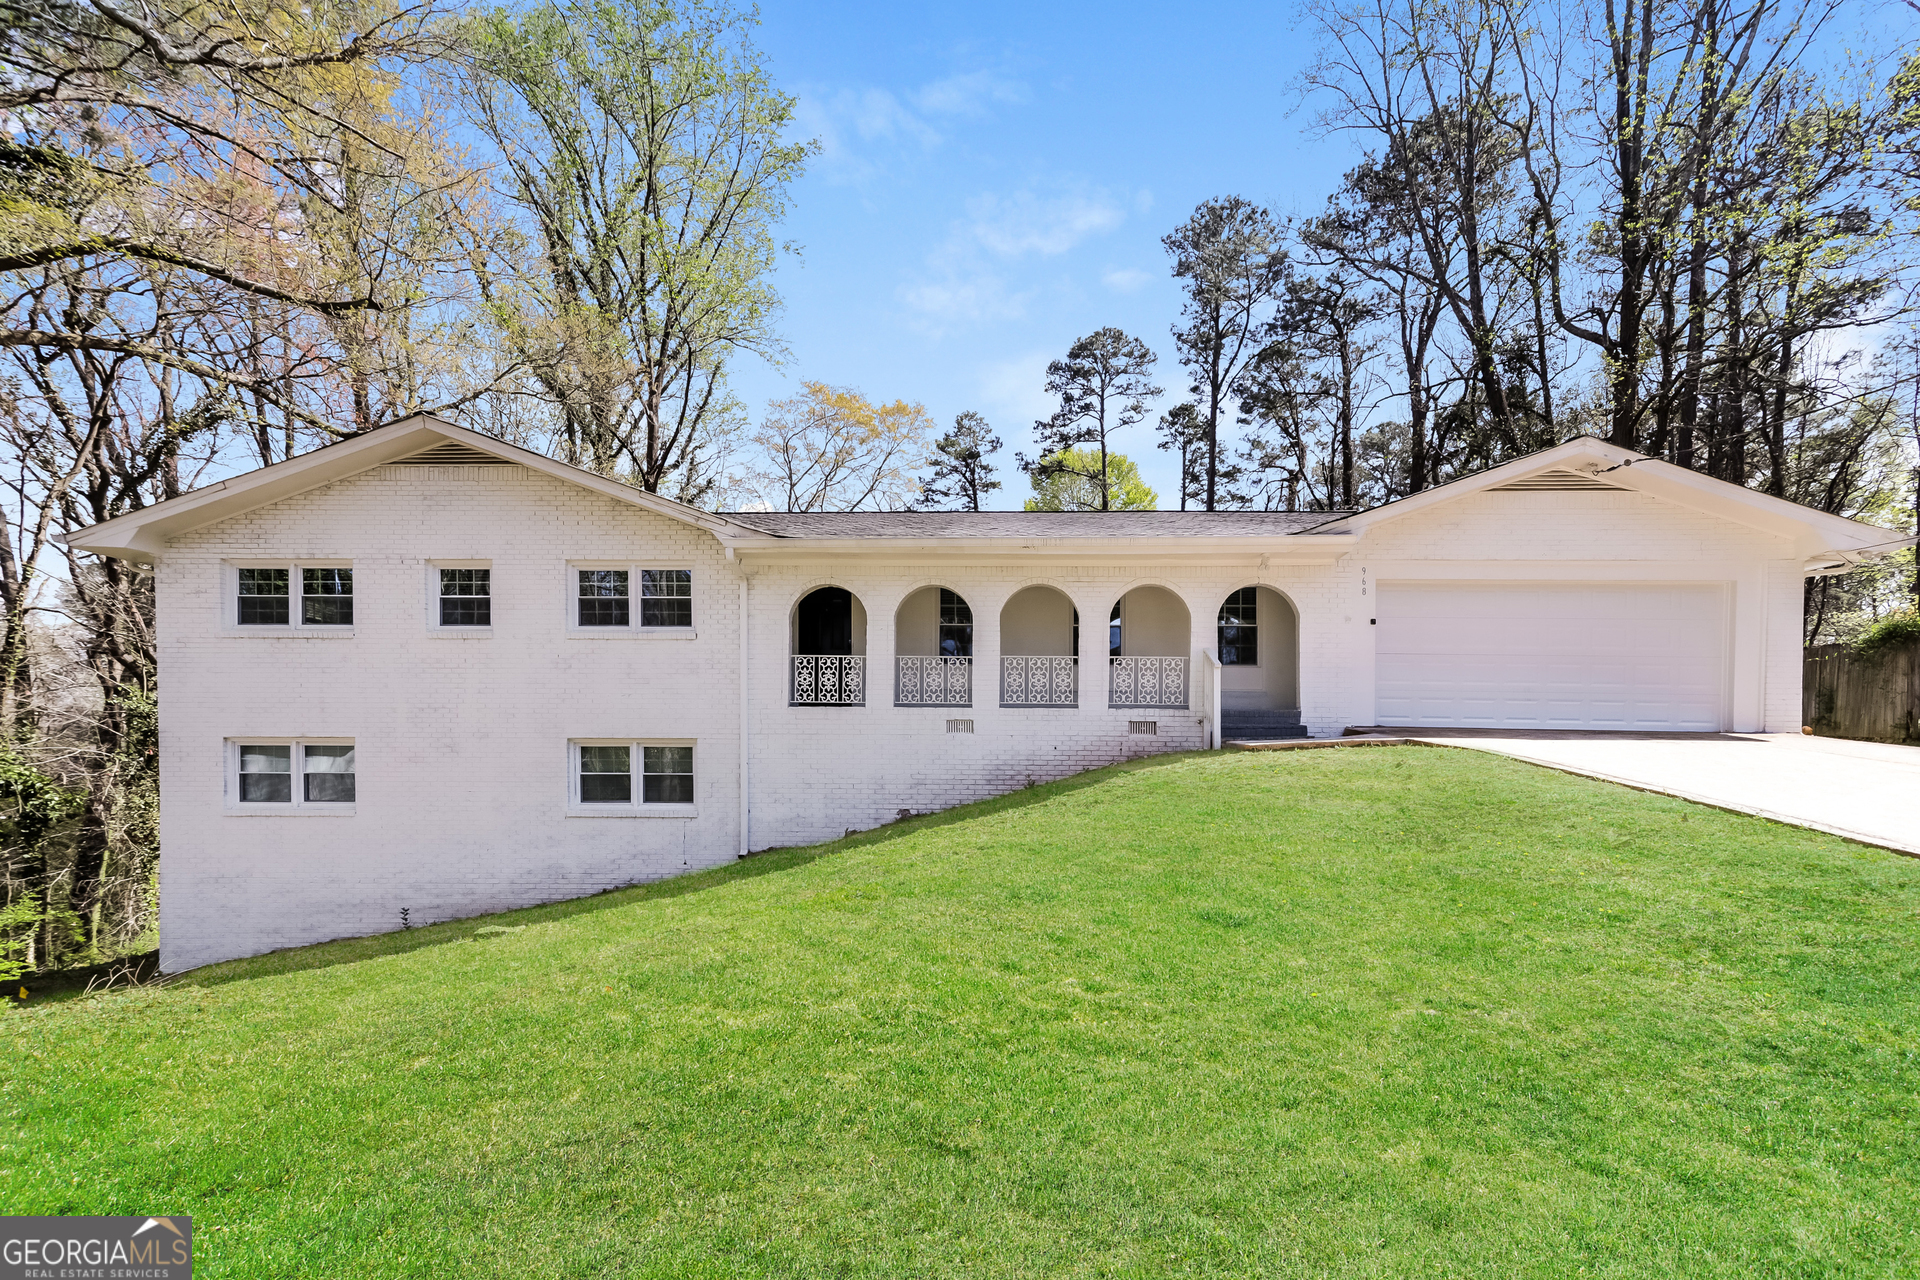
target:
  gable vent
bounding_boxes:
[1492,468,1626,492]
[391,440,511,466]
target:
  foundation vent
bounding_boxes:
[391,440,512,466]
[1492,468,1626,492]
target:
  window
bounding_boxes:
[440,568,491,627]
[1109,601,1123,657]
[233,564,351,629]
[571,740,695,812]
[238,569,289,625]
[303,568,353,625]
[579,745,631,802]
[239,744,292,801]
[231,740,355,809]
[643,746,694,802]
[938,588,973,657]
[641,570,692,627]
[570,565,695,633]
[1219,587,1258,665]
[578,570,629,627]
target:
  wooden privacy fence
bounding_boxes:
[1804,640,1920,745]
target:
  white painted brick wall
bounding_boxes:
[158,464,744,971]
[154,469,1808,969]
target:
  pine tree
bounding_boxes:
[917,411,1003,510]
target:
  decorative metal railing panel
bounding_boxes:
[790,655,866,705]
[896,656,972,706]
[1109,656,1189,709]
[1000,656,1078,707]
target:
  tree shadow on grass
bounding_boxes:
[172,750,1218,991]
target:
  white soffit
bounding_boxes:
[1330,437,1903,555]
[63,414,743,561]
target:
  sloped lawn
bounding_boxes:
[5,747,1917,1277]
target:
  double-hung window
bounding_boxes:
[570,565,694,633]
[642,746,694,803]
[570,740,695,813]
[439,568,492,627]
[238,568,290,625]
[231,740,356,810]
[233,564,352,630]
[641,570,692,627]
[577,570,630,627]
[303,569,353,625]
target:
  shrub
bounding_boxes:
[1852,609,1920,658]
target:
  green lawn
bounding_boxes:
[5,747,1918,1277]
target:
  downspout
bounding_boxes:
[738,568,751,858]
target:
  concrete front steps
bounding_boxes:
[1221,709,1309,741]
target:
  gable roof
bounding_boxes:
[1311,436,1911,571]
[62,414,756,562]
[61,417,1910,572]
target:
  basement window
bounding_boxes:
[228,739,356,812]
[570,740,696,815]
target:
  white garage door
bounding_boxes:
[1375,583,1726,730]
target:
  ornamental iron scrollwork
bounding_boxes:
[895,656,972,706]
[1000,656,1078,707]
[1108,656,1188,709]
[791,655,866,705]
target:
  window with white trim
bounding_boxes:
[569,565,694,632]
[230,740,356,809]
[570,740,695,811]
[578,570,629,627]
[439,568,492,627]
[641,570,692,627]
[233,564,353,628]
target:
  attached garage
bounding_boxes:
[1375,582,1728,731]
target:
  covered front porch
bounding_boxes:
[781,575,1306,734]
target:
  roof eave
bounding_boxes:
[723,531,1356,558]
[1320,437,1904,555]
[64,415,753,561]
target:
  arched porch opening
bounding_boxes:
[999,585,1078,707]
[790,586,867,705]
[1108,585,1191,709]
[1217,585,1302,737]
[895,586,973,706]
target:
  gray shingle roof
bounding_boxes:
[719,510,1350,538]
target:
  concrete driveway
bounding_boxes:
[1365,729,1920,857]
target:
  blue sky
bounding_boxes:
[731,0,1366,507]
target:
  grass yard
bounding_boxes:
[4,747,1918,1277]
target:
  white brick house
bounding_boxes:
[66,415,1909,970]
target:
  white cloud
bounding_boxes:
[795,69,1027,183]
[793,87,941,182]
[899,272,1033,328]
[964,188,1126,258]
[913,70,1027,117]
[901,183,1138,333]
[1101,267,1153,293]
